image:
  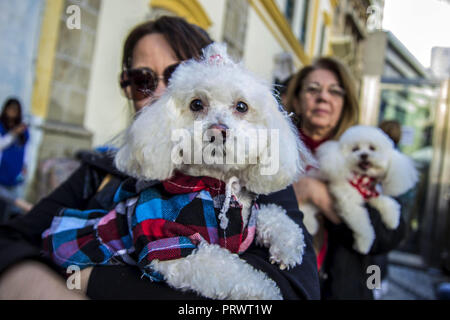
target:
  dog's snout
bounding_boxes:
[209,123,228,141]
[360,153,368,160]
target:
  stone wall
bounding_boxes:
[29,0,101,202]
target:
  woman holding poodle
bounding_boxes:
[0,16,319,300]
[286,57,406,299]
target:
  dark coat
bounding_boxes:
[320,205,406,300]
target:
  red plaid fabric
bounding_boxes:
[348,173,379,200]
[42,171,257,281]
[162,172,226,197]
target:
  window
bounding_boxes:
[318,23,326,55]
[222,0,249,59]
[299,0,310,46]
[285,0,295,25]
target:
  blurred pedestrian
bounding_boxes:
[0,98,32,221]
[286,57,406,299]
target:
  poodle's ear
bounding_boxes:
[114,95,178,181]
[382,149,418,196]
[315,141,348,181]
[244,98,314,195]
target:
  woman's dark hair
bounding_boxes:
[285,57,360,139]
[1,97,22,129]
[122,16,213,70]
[1,97,26,144]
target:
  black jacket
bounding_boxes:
[0,151,320,300]
[320,205,406,300]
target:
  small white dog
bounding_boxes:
[114,43,311,299]
[301,125,418,254]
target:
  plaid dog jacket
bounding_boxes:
[42,172,257,280]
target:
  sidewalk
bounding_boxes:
[379,251,450,300]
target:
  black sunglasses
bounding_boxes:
[120,63,180,100]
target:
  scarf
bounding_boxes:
[298,128,330,155]
[42,172,257,280]
[348,172,380,200]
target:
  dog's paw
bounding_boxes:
[150,242,283,300]
[268,231,305,270]
[231,271,283,300]
[353,230,375,254]
[300,203,319,235]
[256,204,306,269]
[368,196,401,229]
[381,200,401,229]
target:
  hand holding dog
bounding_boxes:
[293,177,341,225]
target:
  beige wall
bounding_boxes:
[84,0,150,147]
[243,7,283,81]
[198,0,226,42]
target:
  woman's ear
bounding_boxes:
[381,149,418,196]
[315,140,348,181]
[114,95,178,181]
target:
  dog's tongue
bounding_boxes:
[358,161,371,171]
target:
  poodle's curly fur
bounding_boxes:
[114,43,310,299]
[301,125,418,254]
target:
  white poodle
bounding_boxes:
[301,125,418,254]
[114,43,312,299]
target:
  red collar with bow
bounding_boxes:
[162,171,226,197]
[348,172,380,200]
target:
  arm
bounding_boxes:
[0,133,15,151]
[295,176,405,256]
[0,163,106,298]
[0,123,27,151]
[293,176,342,224]
[325,203,406,255]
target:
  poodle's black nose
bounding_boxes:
[208,123,228,142]
[360,153,368,160]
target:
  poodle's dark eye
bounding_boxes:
[352,146,360,152]
[369,145,376,151]
[235,101,248,113]
[190,99,204,112]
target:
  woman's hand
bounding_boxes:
[293,176,342,225]
[11,123,27,136]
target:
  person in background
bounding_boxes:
[373,119,417,299]
[0,16,319,300]
[379,120,401,148]
[285,57,406,299]
[0,98,32,221]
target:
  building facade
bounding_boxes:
[10,0,351,201]
[2,0,389,203]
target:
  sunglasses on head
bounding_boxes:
[120,63,180,101]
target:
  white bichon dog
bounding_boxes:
[301,125,418,254]
[114,43,312,299]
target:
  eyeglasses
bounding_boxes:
[303,83,346,98]
[120,63,180,101]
